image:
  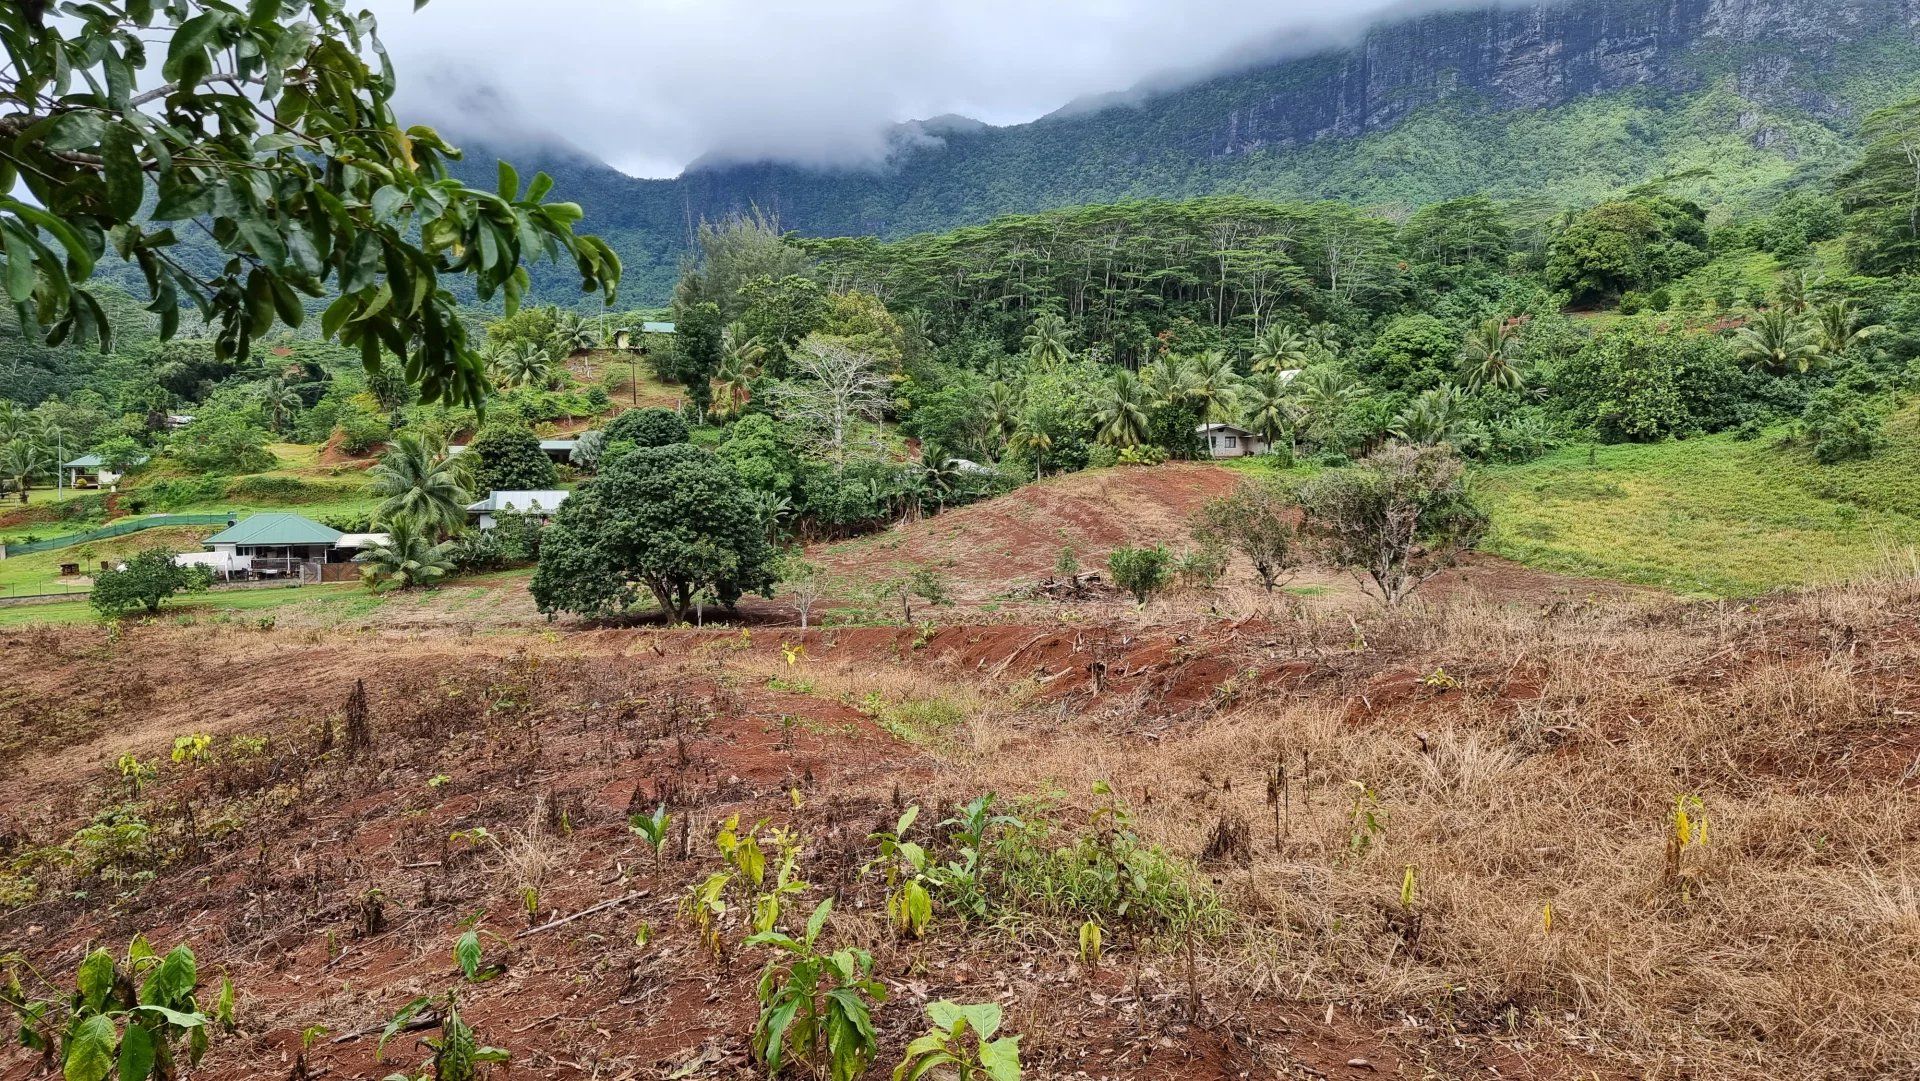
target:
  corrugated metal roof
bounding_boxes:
[467,490,570,514]
[538,439,578,451]
[202,513,343,547]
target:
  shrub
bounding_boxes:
[1297,443,1485,606]
[332,408,392,457]
[167,414,274,473]
[1107,545,1172,604]
[3,937,234,1081]
[1116,445,1166,467]
[1193,479,1299,591]
[1800,387,1886,464]
[90,549,214,617]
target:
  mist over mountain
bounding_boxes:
[452,0,1920,303]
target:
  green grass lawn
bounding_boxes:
[0,582,362,628]
[1476,408,1920,596]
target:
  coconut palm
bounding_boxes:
[1008,423,1055,476]
[1813,299,1881,359]
[709,330,768,420]
[1250,323,1313,375]
[1293,367,1366,444]
[1022,312,1073,368]
[1734,308,1822,374]
[258,377,300,433]
[368,433,471,538]
[1303,322,1341,359]
[355,517,456,591]
[1460,316,1528,391]
[0,437,48,503]
[1390,386,1467,446]
[494,341,554,388]
[553,310,599,356]
[1186,350,1241,423]
[1142,353,1196,408]
[1094,369,1153,449]
[1238,372,1294,453]
[984,382,1023,453]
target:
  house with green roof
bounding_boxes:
[63,452,147,488]
[195,512,379,580]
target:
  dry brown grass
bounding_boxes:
[946,569,1920,1080]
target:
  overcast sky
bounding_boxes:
[364,0,1451,178]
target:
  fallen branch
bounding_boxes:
[515,891,649,938]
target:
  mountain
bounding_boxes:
[464,0,1920,304]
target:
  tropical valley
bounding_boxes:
[4,2,1920,1080]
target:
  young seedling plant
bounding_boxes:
[894,1000,1023,1081]
[748,899,886,1081]
[628,804,672,860]
[2,936,234,1081]
[867,806,935,939]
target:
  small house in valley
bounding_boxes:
[62,453,146,488]
[187,512,377,581]
[468,490,570,530]
[1197,423,1267,459]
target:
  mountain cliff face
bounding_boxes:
[482,0,1920,302]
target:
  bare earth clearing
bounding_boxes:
[5,466,1917,1081]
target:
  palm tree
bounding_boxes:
[1813,299,1880,358]
[1303,322,1341,359]
[709,329,768,420]
[368,433,471,538]
[1022,312,1072,368]
[1460,316,1527,391]
[1142,353,1196,408]
[1186,350,1241,423]
[1095,369,1153,449]
[984,382,1023,454]
[494,342,554,388]
[1293,367,1366,444]
[1390,386,1466,446]
[355,518,456,591]
[1008,423,1055,476]
[553,310,599,356]
[1238,372,1294,453]
[1250,323,1312,375]
[258,377,299,434]
[1,437,50,503]
[1735,308,1822,374]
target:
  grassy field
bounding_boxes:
[0,582,357,628]
[1477,407,1920,596]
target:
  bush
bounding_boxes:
[1800,387,1886,464]
[1297,443,1485,606]
[333,408,392,456]
[90,548,215,616]
[168,414,274,473]
[1116,445,1167,467]
[1107,544,1172,604]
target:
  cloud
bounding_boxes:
[364,0,1507,178]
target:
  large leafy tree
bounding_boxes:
[0,0,619,409]
[468,421,555,492]
[530,443,778,623]
[90,546,213,614]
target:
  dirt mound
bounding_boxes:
[812,463,1238,600]
[315,429,382,467]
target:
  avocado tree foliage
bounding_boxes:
[530,443,779,624]
[0,0,620,409]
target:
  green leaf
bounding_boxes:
[117,1021,155,1081]
[805,898,833,945]
[45,112,106,152]
[76,949,115,1013]
[162,12,226,85]
[133,1004,206,1030]
[376,996,431,1061]
[63,1014,116,1081]
[496,160,519,202]
[235,217,288,273]
[138,946,196,1008]
[151,175,211,221]
[453,930,482,981]
[979,1036,1022,1081]
[101,127,143,220]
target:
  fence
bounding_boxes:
[1,514,232,558]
